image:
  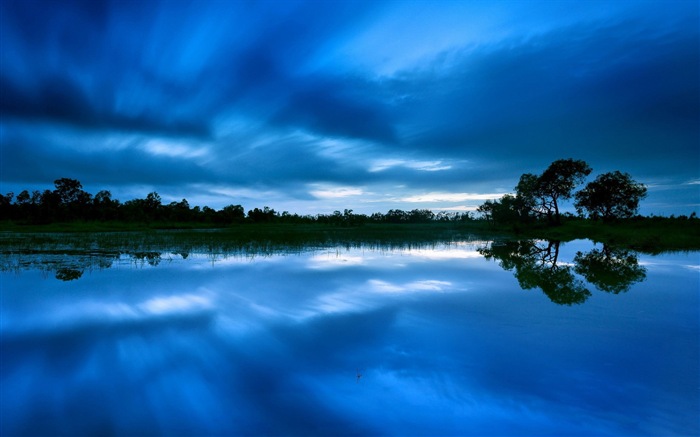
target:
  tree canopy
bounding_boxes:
[515,158,592,224]
[479,159,651,227]
[574,171,647,221]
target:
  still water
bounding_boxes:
[1,239,698,436]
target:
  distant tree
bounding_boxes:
[144,192,162,220]
[220,204,245,223]
[93,190,120,220]
[12,190,33,221]
[477,194,529,226]
[574,171,647,221]
[248,206,277,223]
[53,178,85,204]
[166,199,192,222]
[0,192,13,220]
[408,209,435,223]
[37,189,61,223]
[385,209,408,223]
[15,190,29,212]
[476,200,496,223]
[53,178,92,220]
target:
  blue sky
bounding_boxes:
[1,0,698,215]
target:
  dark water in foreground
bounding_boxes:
[1,239,698,436]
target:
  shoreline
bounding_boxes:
[1,218,699,253]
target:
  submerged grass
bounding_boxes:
[1,219,697,281]
[0,223,490,256]
[1,218,698,255]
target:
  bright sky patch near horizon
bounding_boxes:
[1,0,698,215]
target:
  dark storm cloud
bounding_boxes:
[272,77,398,143]
[394,17,699,175]
[0,0,212,137]
[0,0,391,142]
[0,0,697,213]
[0,130,210,186]
[0,74,212,138]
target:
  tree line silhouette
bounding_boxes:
[0,159,690,227]
[0,178,471,226]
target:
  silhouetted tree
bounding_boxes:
[220,204,245,224]
[53,178,84,204]
[477,194,529,226]
[385,209,408,223]
[516,159,592,224]
[574,171,647,221]
[248,206,277,223]
[15,191,31,220]
[0,192,13,220]
[92,190,120,220]
[408,209,435,223]
[52,178,92,220]
[166,199,192,222]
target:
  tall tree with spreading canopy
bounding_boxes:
[574,171,647,221]
[516,158,592,224]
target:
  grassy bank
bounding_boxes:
[0,222,492,256]
[1,218,698,253]
[500,218,700,253]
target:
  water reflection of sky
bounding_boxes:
[2,241,698,436]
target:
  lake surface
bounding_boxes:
[1,238,698,436]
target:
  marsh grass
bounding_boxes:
[1,218,698,257]
[509,218,700,253]
[0,222,481,259]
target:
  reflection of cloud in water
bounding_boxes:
[307,279,457,316]
[401,248,483,261]
[3,291,215,339]
[2,243,699,436]
[139,294,212,315]
[80,292,215,322]
[305,244,484,270]
[368,279,453,293]
[307,253,367,269]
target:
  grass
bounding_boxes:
[0,222,491,257]
[1,218,698,254]
[495,218,700,253]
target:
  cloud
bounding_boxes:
[0,0,697,214]
[390,17,699,174]
[369,158,452,172]
[309,185,365,200]
[400,192,508,203]
[0,74,213,138]
[271,77,398,143]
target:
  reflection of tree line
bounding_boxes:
[478,241,646,305]
[1,251,168,281]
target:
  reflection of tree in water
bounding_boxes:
[480,240,647,304]
[132,252,162,266]
[479,240,591,305]
[574,245,646,294]
[55,268,84,281]
[0,250,163,280]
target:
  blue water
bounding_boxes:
[1,240,698,436]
